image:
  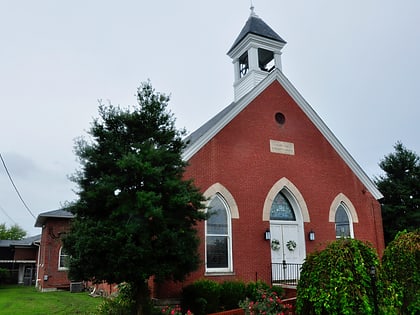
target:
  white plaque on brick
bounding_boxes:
[270,140,295,155]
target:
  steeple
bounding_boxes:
[227,7,286,101]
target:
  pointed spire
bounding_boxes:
[227,9,286,55]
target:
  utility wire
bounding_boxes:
[0,203,17,225]
[0,153,36,219]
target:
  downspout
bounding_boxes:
[34,240,41,289]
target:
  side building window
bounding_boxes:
[335,204,352,238]
[58,247,69,270]
[206,194,232,272]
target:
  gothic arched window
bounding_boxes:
[335,204,352,238]
[206,194,232,272]
[270,192,296,221]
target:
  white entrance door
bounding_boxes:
[270,222,304,283]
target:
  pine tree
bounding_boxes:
[63,82,206,315]
[374,142,420,244]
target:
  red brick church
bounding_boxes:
[157,7,384,297]
[34,8,384,296]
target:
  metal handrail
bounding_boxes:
[271,262,302,286]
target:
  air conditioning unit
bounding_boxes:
[70,282,83,293]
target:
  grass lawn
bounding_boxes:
[0,285,104,315]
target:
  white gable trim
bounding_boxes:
[183,69,383,200]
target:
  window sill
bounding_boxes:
[205,272,235,277]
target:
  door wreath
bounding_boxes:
[286,240,297,251]
[271,239,280,251]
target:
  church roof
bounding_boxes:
[34,209,74,227]
[182,69,383,200]
[227,10,286,55]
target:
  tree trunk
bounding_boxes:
[134,280,151,315]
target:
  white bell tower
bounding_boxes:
[227,7,287,101]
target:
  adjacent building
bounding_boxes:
[0,235,39,286]
[34,209,74,291]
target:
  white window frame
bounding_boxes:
[58,246,69,270]
[329,193,358,239]
[205,193,233,274]
[334,203,354,238]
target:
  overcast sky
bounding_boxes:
[1,1,419,236]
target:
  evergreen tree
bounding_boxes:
[63,82,206,315]
[374,142,420,244]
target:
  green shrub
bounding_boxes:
[239,287,293,315]
[296,238,394,315]
[220,280,247,310]
[96,282,136,315]
[245,280,270,301]
[268,285,284,299]
[0,268,11,284]
[382,229,420,314]
[181,279,221,315]
[181,280,283,314]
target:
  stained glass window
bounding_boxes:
[270,192,295,221]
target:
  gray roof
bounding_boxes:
[185,101,236,149]
[227,12,286,54]
[0,234,41,247]
[35,209,74,227]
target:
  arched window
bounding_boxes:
[270,192,296,221]
[58,247,69,270]
[329,194,357,238]
[335,204,352,238]
[206,194,232,272]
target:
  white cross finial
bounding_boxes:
[250,0,257,16]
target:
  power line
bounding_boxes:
[0,203,17,225]
[0,153,36,219]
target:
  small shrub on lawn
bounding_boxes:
[181,279,221,315]
[220,280,247,310]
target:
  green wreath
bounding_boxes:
[271,239,281,251]
[286,240,297,251]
